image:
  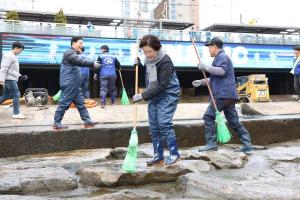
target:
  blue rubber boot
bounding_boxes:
[146,141,164,166]
[165,138,180,165]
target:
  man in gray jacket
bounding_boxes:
[0,41,28,119]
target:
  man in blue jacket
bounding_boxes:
[290,46,300,102]
[53,37,100,130]
[192,38,253,153]
[94,45,121,108]
[79,47,90,99]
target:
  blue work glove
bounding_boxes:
[133,93,143,103]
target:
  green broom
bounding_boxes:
[119,69,130,105]
[122,38,140,173]
[191,34,232,144]
[53,90,61,102]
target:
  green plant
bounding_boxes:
[6,10,20,21]
[54,9,67,24]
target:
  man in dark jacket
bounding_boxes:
[192,38,253,153]
[53,37,100,130]
[94,45,121,108]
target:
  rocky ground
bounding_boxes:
[0,141,300,199]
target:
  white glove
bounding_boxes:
[198,63,209,71]
[93,74,98,81]
[192,79,205,87]
[133,93,143,103]
[94,61,101,69]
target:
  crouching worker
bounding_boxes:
[133,34,180,165]
[53,37,100,130]
[192,37,253,153]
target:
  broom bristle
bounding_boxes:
[215,112,232,144]
[121,88,130,105]
[122,128,139,173]
[122,146,138,173]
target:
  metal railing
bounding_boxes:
[1,20,300,45]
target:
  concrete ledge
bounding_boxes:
[0,115,300,158]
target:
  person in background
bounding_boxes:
[133,34,181,166]
[290,46,300,102]
[53,37,100,130]
[192,37,253,153]
[0,41,28,119]
[79,47,90,99]
[94,45,121,108]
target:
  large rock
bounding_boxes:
[260,146,300,163]
[177,172,300,200]
[0,195,48,200]
[77,159,212,187]
[181,149,248,169]
[0,167,77,194]
[108,147,152,160]
[0,149,112,170]
[89,190,166,200]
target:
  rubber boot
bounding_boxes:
[235,132,253,153]
[100,96,106,108]
[146,140,164,166]
[111,95,116,105]
[165,138,180,165]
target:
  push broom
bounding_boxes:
[122,38,140,173]
[190,34,231,144]
[119,69,130,105]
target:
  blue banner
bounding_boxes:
[1,33,295,69]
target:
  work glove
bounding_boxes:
[134,57,141,66]
[192,79,205,87]
[133,93,143,103]
[19,75,28,81]
[93,74,98,81]
[94,61,101,69]
[198,62,209,71]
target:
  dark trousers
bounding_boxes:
[148,94,180,158]
[203,98,252,148]
[99,75,117,102]
[80,73,90,99]
[0,80,20,115]
[54,85,92,125]
[294,76,300,96]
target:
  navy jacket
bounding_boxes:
[210,50,238,100]
[60,48,94,87]
[97,52,121,77]
[141,55,180,101]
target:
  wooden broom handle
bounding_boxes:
[118,69,125,89]
[191,36,218,111]
[133,38,139,128]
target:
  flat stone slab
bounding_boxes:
[89,189,166,200]
[0,167,77,194]
[0,195,48,200]
[77,159,212,187]
[0,149,112,170]
[178,172,300,200]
